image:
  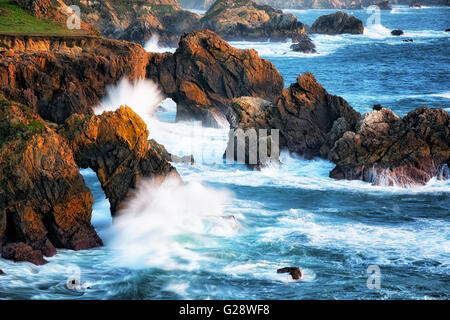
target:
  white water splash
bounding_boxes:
[107,178,236,270]
[93,78,164,122]
[363,23,392,39]
[144,34,175,53]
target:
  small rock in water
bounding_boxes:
[0,269,4,275]
[409,1,422,8]
[445,29,450,32]
[391,30,404,36]
[402,39,414,42]
[277,267,302,280]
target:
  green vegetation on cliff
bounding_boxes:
[0,0,87,35]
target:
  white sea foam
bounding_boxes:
[107,178,237,270]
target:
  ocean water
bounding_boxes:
[0,6,449,300]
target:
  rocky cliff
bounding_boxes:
[0,35,149,124]
[147,30,284,127]
[0,95,102,265]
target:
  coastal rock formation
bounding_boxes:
[410,1,422,7]
[0,98,102,265]
[328,106,450,186]
[147,30,284,127]
[226,73,361,162]
[309,11,364,35]
[0,35,149,124]
[60,106,180,215]
[200,0,306,41]
[291,34,317,53]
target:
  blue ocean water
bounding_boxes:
[0,6,449,300]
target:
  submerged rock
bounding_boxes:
[61,106,181,215]
[291,34,317,53]
[409,1,422,8]
[277,267,302,280]
[147,30,284,127]
[327,106,450,186]
[0,99,102,265]
[309,11,364,35]
[402,39,414,42]
[391,29,404,36]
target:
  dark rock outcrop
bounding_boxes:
[277,267,302,280]
[0,98,102,265]
[327,106,450,186]
[60,106,180,215]
[225,73,361,163]
[0,35,149,124]
[410,1,422,7]
[291,34,317,53]
[147,30,284,127]
[309,11,364,35]
[200,0,306,42]
[391,29,404,36]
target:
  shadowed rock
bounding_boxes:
[60,106,181,215]
[391,29,404,36]
[291,34,317,53]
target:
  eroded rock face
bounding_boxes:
[0,99,102,265]
[310,11,364,35]
[60,106,180,215]
[201,0,306,41]
[0,35,149,124]
[147,30,284,127]
[225,73,361,164]
[328,106,450,186]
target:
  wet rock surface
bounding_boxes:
[309,11,364,35]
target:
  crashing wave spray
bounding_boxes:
[107,178,238,270]
[144,34,175,53]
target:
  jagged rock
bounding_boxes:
[391,29,404,36]
[0,35,149,124]
[225,74,361,165]
[309,11,364,35]
[277,267,302,280]
[328,106,450,186]
[147,30,284,127]
[0,98,102,265]
[200,0,306,41]
[60,106,181,215]
[376,0,392,9]
[291,34,317,53]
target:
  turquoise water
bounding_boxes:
[0,6,449,300]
